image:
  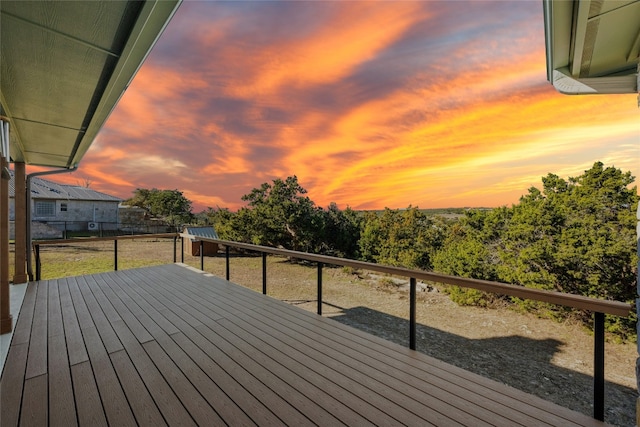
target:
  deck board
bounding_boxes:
[0,263,609,426]
[70,361,108,426]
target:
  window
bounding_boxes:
[35,201,55,217]
[60,203,68,212]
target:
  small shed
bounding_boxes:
[183,226,219,256]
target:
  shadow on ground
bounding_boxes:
[325,304,635,427]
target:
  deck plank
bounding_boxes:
[149,267,475,426]
[142,339,225,426]
[214,271,589,427]
[70,361,108,427]
[24,282,48,380]
[9,278,37,347]
[0,343,28,426]
[133,274,316,425]
[109,349,167,427]
[81,325,137,427]
[48,328,77,426]
[107,270,181,335]
[210,282,539,426]
[20,374,48,427]
[106,274,259,426]
[160,264,605,427]
[236,282,592,426]
[121,269,288,425]
[58,278,89,365]
[76,276,127,353]
[110,319,197,427]
[1,264,611,427]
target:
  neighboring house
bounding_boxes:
[8,170,122,238]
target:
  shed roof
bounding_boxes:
[184,226,219,240]
[8,169,121,202]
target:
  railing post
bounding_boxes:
[225,246,230,280]
[173,236,177,263]
[262,252,267,295]
[35,244,41,281]
[200,240,204,271]
[594,311,605,421]
[180,236,184,263]
[114,239,118,271]
[410,277,416,350]
[317,262,323,315]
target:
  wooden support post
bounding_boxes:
[1,156,13,333]
[114,239,118,271]
[13,162,27,284]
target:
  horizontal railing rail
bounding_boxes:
[183,236,631,316]
[33,232,633,422]
[33,233,181,280]
[181,234,632,422]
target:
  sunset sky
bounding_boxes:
[46,1,639,211]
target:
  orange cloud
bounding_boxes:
[226,3,429,97]
[63,2,637,213]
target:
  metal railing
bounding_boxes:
[33,233,180,280]
[33,233,632,421]
[182,235,632,422]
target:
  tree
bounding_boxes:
[240,176,321,251]
[317,203,362,258]
[359,207,446,270]
[125,188,193,229]
[432,162,638,338]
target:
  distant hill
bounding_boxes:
[359,207,493,217]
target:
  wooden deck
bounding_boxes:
[0,263,606,426]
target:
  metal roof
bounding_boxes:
[8,170,121,202]
[184,226,219,240]
[543,0,640,94]
[0,0,181,168]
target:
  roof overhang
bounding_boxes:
[543,0,640,95]
[0,0,181,168]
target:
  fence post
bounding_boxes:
[173,236,177,263]
[200,240,204,271]
[410,277,416,350]
[225,246,230,280]
[181,236,184,263]
[114,239,118,271]
[317,262,323,315]
[260,252,266,294]
[35,244,41,281]
[594,311,605,421]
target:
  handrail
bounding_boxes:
[33,233,179,246]
[181,235,632,317]
[181,234,632,422]
[33,232,632,421]
[33,233,180,280]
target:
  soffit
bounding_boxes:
[544,0,640,94]
[0,0,181,168]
